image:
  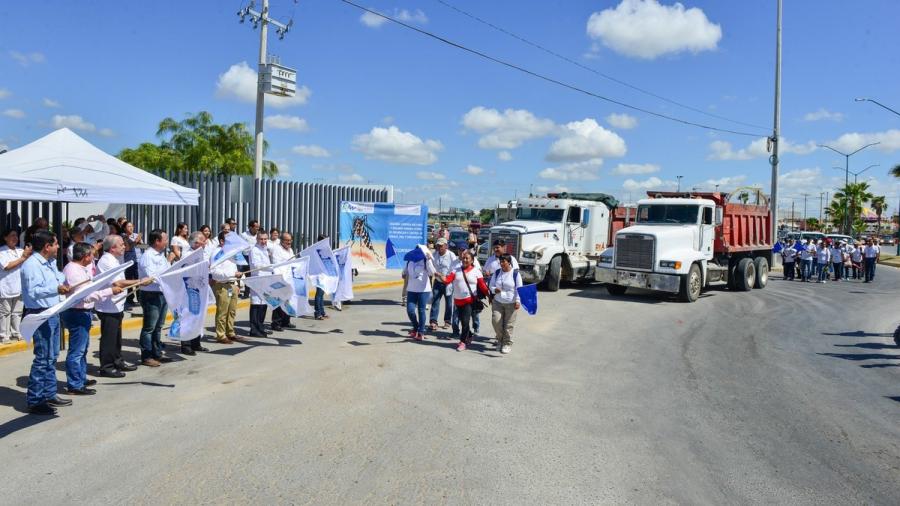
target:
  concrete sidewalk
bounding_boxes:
[0,269,404,358]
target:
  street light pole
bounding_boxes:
[676,175,683,192]
[855,97,900,117]
[817,141,880,233]
[769,0,782,246]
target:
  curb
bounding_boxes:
[0,279,404,358]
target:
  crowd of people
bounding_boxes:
[0,214,339,416]
[779,237,883,283]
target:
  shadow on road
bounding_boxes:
[101,381,175,388]
[887,396,900,403]
[817,352,900,361]
[360,329,404,338]
[822,331,893,338]
[834,342,899,350]
[861,363,900,369]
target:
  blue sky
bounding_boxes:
[2,0,899,217]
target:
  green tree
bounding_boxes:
[805,217,820,231]
[478,208,494,224]
[870,195,887,235]
[118,111,279,177]
[833,182,874,234]
[891,163,900,178]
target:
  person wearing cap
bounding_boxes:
[483,239,519,285]
[428,237,457,331]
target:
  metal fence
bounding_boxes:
[126,172,391,249]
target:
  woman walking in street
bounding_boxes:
[489,254,522,355]
[444,251,489,352]
[403,246,436,341]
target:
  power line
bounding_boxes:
[338,0,766,138]
[432,0,769,132]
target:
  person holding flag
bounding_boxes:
[402,244,436,341]
[270,231,296,331]
[137,229,176,367]
[444,251,489,352]
[210,231,246,343]
[488,254,522,355]
[178,231,213,355]
[248,230,273,337]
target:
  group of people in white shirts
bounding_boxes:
[780,238,882,283]
[402,238,522,354]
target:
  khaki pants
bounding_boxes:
[213,281,238,340]
[491,300,517,346]
[0,296,22,339]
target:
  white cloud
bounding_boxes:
[360,8,427,28]
[698,175,747,191]
[497,150,512,161]
[535,184,571,194]
[586,0,722,60]
[803,108,843,122]
[826,129,900,154]
[539,158,603,181]
[42,98,60,108]
[9,50,45,66]
[416,171,446,180]
[778,167,822,191]
[611,163,659,175]
[338,173,365,183]
[462,165,484,175]
[272,158,291,177]
[51,114,96,132]
[292,144,331,158]
[606,113,638,130]
[622,176,677,191]
[461,106,555,150]
[98,128,115,137]
[215,62,311,109]
[264,114,310,132]
[708,137,816,161]
[2,109,25,119]
[0,89,10,99]
[547,118,627,161]
[352,125,442,165]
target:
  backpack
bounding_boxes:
[493,268,520,285]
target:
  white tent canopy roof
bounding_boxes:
[0,128,199,205]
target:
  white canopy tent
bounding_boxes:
[0,128,199,205]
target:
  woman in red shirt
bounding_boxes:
[444,251,489,352]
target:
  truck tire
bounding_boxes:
[753,257,769,289]
[542,255,562,292]
[735,257,755,291]
[679,263,702,302]
[606,284,627,296]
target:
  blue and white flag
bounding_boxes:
[300,238,339,294]
[210,231,251,268]
[158,260,211,341]
[403,244,430,263]
[333,246,354,302]
[282,256,313,317]
[386,238,397,260]
[517,283,538,316]
[243,273,295,310]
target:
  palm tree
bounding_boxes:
[871,195,887,235]
[891,163,900,178]
[833,182,874,234]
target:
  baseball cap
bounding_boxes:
[436,238,448,246]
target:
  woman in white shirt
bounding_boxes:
[0,229,30,343]
[488,254,522,354]
[170,222,190,260]
[816,241,831,283]
[403,248,436,341]
[444,251,490,352]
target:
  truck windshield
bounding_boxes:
[637,205,699,224]
[515,208,564,222]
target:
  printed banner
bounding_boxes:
[20,261,133,342]
[339,201,428,271]
[333,246,354,302]
[299,238,339,293]
[243,273,294,310]
[210,231,251,268]
[282,256,313,317]
[158,260,211,341]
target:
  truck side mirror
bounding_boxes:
[581,208,591,227]
[714,208,723,225]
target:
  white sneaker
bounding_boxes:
[0,336,10,344]
[500,345,511,354]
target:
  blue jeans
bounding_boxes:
[139,291,167,360]
[26,314,60,407]
[816,262,828,281]
[61,309,92,390]
[452,304,480,335]
[406,291,432,333]
[801,259,813,281]
[314,287,325,318]
[429,282,453,324]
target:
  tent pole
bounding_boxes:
[53,201,66,351]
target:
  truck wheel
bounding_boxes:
[753,257,769,289]
[679,264,702,302]
[606,284,627,296]
[542,255,562,292]
[735,258,755,291]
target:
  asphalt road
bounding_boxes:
[0,268,898,505]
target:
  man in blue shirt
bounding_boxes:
[22,230,72,415]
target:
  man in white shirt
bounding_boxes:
[815,241,831,283]
[830,241,845,282]
[248,231,273,337]
[238,220,259,297]
[210,231,245,344]
[850,242,864,279]
[781,239,796,280]
[799,239,815,282]
[138,229,176,367]
[0,229,29,343]
[483,239,520,284]
[863,239,878,282]
[181,231,213,355]
[269,231,295,331]
[428,238,457,330]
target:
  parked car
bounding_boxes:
[449,230,470,251]
[880,234,896,245]
[826,234,853,245]
[477,226,491,244]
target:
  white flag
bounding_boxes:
[20,261,133,342]
[210,231,251,268]
[158,260,211,341]
[300,238,339,293]
[282,256,313,317]
[243,274,294,310]
[168,245,206,272]
[333,246,354,302]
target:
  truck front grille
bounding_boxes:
[616,234,654,270]
[490,231,520,258]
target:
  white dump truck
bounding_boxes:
[596,191,774,302]
[483,193,630,291]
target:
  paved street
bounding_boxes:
[0,268,898,505]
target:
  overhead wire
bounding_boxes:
[337,0,767,138]
[432,0,769,132]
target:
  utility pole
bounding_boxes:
[791,200,795,231]
[769,0,782,245]
[238,0,293,217]
[801,193,809,230]
[676,175,683,192]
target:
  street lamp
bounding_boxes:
[817,141,880,233]
[855,97,900,117]
[676,175,683,192]
[832,163,880,183]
